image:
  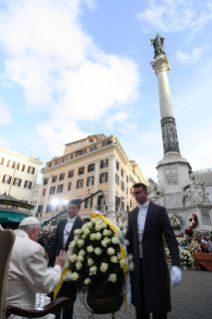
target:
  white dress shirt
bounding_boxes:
[137,200,150,258]
[63,215,77,249]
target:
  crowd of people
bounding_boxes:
[37,230,55,257]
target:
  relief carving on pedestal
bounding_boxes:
[147,178,163,205]
[182,171,211,206]
[161,117,180,154]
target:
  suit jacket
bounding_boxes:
[7,229,62,319]
[126,201,181,313]
[48,215,83,301]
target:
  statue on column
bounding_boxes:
[182,171,211,205]
[147,178,163,205]
[150,33,166,59]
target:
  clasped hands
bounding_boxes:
[171,266,181,287]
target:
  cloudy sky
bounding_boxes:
[0,0,212,182]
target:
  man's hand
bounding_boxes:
[171,266,181,287]
[55,250,66,269]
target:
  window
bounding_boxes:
[57,184,63,193]
[42,188,46,196]
[126,187,128,195]
[115,196,120,208]
[87,176,94,186]
[100,172,107,183]
[7,160,15,168]
[67,145,72,149]
[121,181,124,191]
[79,149,87,156]
[121,169,124,177]
[81,140,86,145]
[13,178,22,187]
[68,170,74,178]
[70,154,76,159]
[115,174,119,185]
[130,188,132,195]
[102,140,112,147]
[88,163,95,172]
[121,201,124,210]
[100,159,108,168]
[50,186,55,195]
[85,196,93,209]
[28,166,35,174]
[116,161,119,171]
[55,160,60,165]
[78,167,84,175]
[74,143,78,147]
[90,145,97,152]
[76,179,83,189]
[68,182,72,191]
[49,163,52,168]
[17,163,25,171]
[126,205,129,213]
[62,157,68,163]
[38,205,43,213]
[46,204,52,213]
[126,175,129,183]
[2,175,12,184]
[52,175,57,183]
[59,173,65,181]
[44,178,49,185]
[24,181,32,189]
[0,157,4,165]
[130,200,132,208]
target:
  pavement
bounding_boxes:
[36,268,212,319]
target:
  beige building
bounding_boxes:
[0,146,43,204]
[38,134,146,225]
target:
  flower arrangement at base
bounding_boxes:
[63,213,133,314]
[170,214,183,231]
[179,249,194,268]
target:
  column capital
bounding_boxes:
[110,153,116,160]
[150,56,171,76]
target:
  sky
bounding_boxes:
[0,0,212,183]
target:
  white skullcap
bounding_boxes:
[20,217,41,226]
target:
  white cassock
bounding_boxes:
[7,229,62,319]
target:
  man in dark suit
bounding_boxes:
[48,199,83,319]
[127,183,181,319]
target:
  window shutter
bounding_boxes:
[2,175,5,183]
[105,173,107,182]
[7,160,10,167]
[33,167,35,174]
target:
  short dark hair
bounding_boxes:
[68,199,81,209]
[132,183,147,192]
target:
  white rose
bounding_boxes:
[128,254,133,262]
[67,250,73,258]
[91,218,97,224]
[87,258,94,266]
[95,224,102,232]
[101,240,107,247]
[94,247,102,255]
[107,247,115,255]
[68,271,73,280]
[74,229,82,235]
[84,278,91,285]
[74,235,79,242]
[129,261,134,271]
[108,274,117,283]
[119,258,127,268]
[70,254,78,263]
[78,255,84,262]
[111,236,119,244]
[63,271,71,281]
[82,234,86,239]
[76,262,83,270]
[79,249,85,256]
[101,222,107,229]
[103,229,112,236]
[124,239,129,246]
[69,240,75,248]
[84,228,90,236]
[119,224,124,230]
[72,272,79,281]
[111,255,118,263]
[100,262,109,272]
[65,261,70,268]
[117,252,122,260]
[90,233,96,241]
[122,229,126,237]
[89,265,97,275]
[78,239,85,247]
[95,232,102,240]
[86,222,92,229]
[87,245,94,253]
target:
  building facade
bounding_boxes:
[0,146,43,204]
[38,134,146,225]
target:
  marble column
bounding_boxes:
[151,56,180,155]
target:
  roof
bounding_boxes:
[0,194,34,210]
[65,134,106,146]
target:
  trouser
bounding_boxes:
[135,259,167,319]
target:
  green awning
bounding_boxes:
[0,212,29,223]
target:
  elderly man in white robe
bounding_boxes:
[7,217,66,319]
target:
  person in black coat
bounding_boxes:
[127,183,181,319]
[48,199,84,319]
